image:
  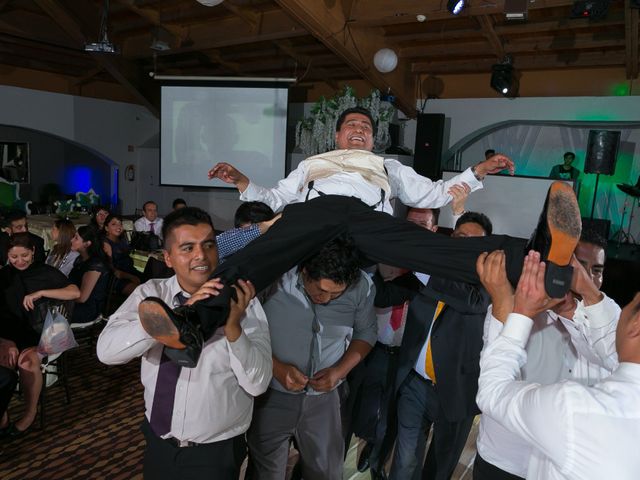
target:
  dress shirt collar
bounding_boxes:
[166,275,192,308]
[610,362,640,383]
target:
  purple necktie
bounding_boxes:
[148,292,186,436]
[149,222,155,234]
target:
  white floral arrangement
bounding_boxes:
[54,199,81,216]
[295,86,395,156]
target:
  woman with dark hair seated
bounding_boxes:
[0,233,80,437]
[102,214,140,295]
[88,205,110,233]
[45,219,80,277]
[69,226,112,324]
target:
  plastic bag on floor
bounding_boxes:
[38,309,78,356]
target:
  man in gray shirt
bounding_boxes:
[247,236,377,480]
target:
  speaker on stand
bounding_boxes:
[584,130,620,220]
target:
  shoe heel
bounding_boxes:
[545,262,574,298]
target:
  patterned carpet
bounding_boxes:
[0,346,479,479]
[0,348,146,479]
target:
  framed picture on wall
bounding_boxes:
[0,142,29,183]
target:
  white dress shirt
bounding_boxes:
[476,295,620,477]
[134,216,164,239]
[96,275,272,444]
[240,150,482,214]
[477,312,640,480]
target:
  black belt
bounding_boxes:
[375,341,400,355]
[164,437,202,448]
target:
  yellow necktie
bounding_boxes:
[425,301,446,383]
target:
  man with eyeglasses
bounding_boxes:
[246,235,377,480]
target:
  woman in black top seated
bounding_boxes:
[102,214,140,295]
[69,226,111,324]
[0,233,80,437]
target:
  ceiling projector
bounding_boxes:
[84,41,117,53]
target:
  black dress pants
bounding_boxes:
[200,195,528,338]
[141,419,246,480]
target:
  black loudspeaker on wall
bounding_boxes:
[414,113,445,181]
[584,130,620,175]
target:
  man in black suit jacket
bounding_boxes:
[0,210,46,265]
[375,212,492,480]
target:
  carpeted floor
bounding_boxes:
[0,347,146,479]
[0,346,478,479]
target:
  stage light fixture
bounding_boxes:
[490,56,519,98]
[447,0,466,16]
[570,0,610,19]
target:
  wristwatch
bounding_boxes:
[471,164,483,181]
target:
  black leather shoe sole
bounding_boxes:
[139,297,186,349]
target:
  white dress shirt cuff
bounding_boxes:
[460,167,483,191]
[226,329,251,361]
[501,313,534,347]
[239,182,260,201]
[579,293,618,328]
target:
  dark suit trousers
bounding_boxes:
[141,419,246,480]
[200,195,527,338]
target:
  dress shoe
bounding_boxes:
[357,442,373,472]
[526,181,581,298]
[139,297,204,367]
[370,468,388,480]
[4,422,30,439]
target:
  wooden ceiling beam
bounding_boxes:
[0,51,87,76]
[625,0,639,79]
[122,8,306,59]
[112,0,188,44]
[400,32,625,58]
[349,0,577,27]
[221,1,259,30]
[272,39,340,89]
[33,0,159,117]
[476,15,504,61]
[275,0,416,116]
[412,50,627,74]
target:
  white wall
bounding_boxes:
[3,86,639,235]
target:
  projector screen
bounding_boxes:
[160,82,289,188]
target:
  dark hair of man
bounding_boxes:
[77,225,108,262]
[142,200,157,211]
[564,151,576,160]
[5,209,27,224]
[455,211,493,236]
[335,107,377,136]
[484,149,496,158]
[580,227,607,251]
[162,207,214,248]
[299,235,360,287]
[234,201,275,228]
[172,198,187,209]
[7,232,35,251]
[102,214,125,238]
[51,219,76,259]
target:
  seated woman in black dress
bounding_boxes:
[69,226,112,324]
[0,233,80,436]
[102,214,140,295]
[45,219,79,277]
